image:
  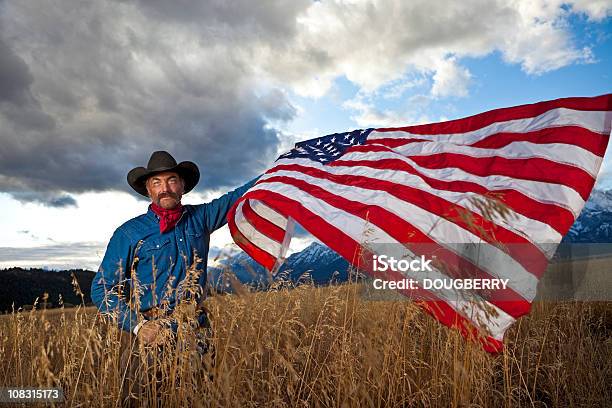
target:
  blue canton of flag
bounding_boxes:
[278,128,374,164]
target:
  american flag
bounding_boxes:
[227,94,611,353]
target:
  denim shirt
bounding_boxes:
[91,177,258,332]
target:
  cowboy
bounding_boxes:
[91,150,259,344]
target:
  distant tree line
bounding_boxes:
[0,267,95,313]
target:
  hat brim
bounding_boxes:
[127,161,200,197]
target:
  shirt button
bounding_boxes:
[179,238,183,242]
[156,244,160,248]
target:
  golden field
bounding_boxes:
[0,279,610,407]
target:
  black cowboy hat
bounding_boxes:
[127,151,200,197]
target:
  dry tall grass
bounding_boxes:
[0,281,610,407]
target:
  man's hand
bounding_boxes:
[136,320,166,345]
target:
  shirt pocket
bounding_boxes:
[134,237,173,288]
[186,230,206,263]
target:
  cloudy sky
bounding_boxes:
[0,0,610,270]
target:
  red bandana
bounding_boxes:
[150,202,183,233]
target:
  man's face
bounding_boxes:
[145,171,185,209]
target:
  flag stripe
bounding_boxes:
[234,201,283,258]
[266,162,563,244]
[241,199,286,243]
[469,126,609,155]
[227,209,277,270]
[369,126,609,157]
[390,141,602,178]
[409,153,596,200]
[278,155,581,232]
[250,199,289,229]
[242,184,518,338]
[375,97,611,136]
[258,176,549,274]
[312,151,586,218]
[256,170,541,304]
[368,137,433,147]
[367,134,605,181]
[335,151,594,200]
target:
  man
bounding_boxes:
[91,151,258,399]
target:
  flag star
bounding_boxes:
[344,134,350,140]
[331,137,336,143]
[316,140,322,146]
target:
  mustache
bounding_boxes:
[158,192,179,200]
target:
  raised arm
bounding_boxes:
[204,175,260,233]
[90,229,140,333]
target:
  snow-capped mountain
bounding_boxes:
[279,242,351,283]
[207,250,268,289]
[207,242,350,290]
[564,188,612,243]
[583,188,612,211]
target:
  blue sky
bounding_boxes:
[0,1,610,270]
[287,14,611,139]
[283,11,611,186]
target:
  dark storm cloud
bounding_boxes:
[0,34,56,133]
[129,0,309,40]
[0,0,304,206]
[0,36,34,105]
[0,242,106,270]
[0,242,105,261]
[11,192,78,208]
